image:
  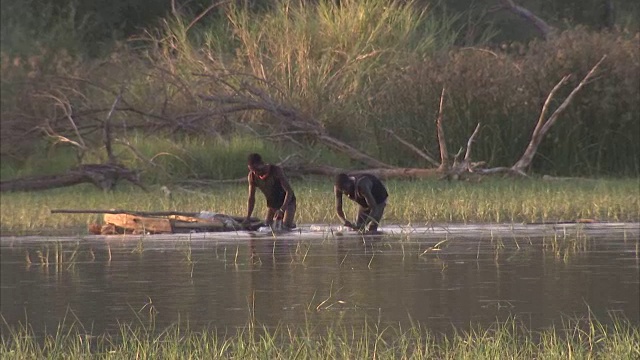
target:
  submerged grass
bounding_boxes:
[1,315,638,359]
[0,177,638,236]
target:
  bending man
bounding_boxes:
[334,173,388,233]
[244,153,296,229]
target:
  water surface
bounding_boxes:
[1,223,638,337]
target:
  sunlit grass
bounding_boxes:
[0,178,638,236]
[1,314,637,359]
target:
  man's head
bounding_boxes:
[335,173,353,192]
[248,153,268,175]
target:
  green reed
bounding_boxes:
[1,177,637,235]
[1,314,637,359]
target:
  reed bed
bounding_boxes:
[0,178,637,236]
[1,314,637,359]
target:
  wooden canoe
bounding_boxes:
[99,212,263,235]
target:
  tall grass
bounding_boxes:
[1,315,638,359]
[0,178,637,235]
[222,0,466,145]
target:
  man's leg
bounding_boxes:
[265,208,276,227]
[283,201,297,229]
[355,206,370,231]
[365,202,386,232]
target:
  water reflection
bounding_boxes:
[1,229,638,339]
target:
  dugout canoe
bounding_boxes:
[51,209,264,235]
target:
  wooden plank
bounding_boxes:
[172,221,226,230]
[103,213,172,233]
[54,209,200,217]
[168,215,208,223]
[53,209,260,223]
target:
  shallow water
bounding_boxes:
[1,223,638,337]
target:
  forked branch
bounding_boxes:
[435,88,449,171]
[511,56,606,174]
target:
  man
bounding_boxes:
[244,153,296,230]
[334,173,388,233]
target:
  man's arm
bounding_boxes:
[334,185,348,225]
[245,173,256,221]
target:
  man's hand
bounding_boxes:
[274,209,285,220]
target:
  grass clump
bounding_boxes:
[1,315,638,359]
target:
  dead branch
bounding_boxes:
[436,88,449,171]
[0,164,146,192]
[383,128,440,167]
[498,0,555,39]
[199,77,395,169]
[39,93,88,163]
[287,164,440,179]
[444,123,482,180]
[185,1,230,32]
[474,166,512,175]
[511,56,606,174]
[317,135,393,168]
[104,92,122,164]
[464,123,481,163]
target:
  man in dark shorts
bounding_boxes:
[334,173,388,233]
[243,153,296,230]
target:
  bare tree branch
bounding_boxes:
[38,93,88,163]
[464,123,481,162]
[280,164,439,179]
[512,56,606,173]
[436,88,449,171]
[199,76,395,169]
[383,128,440,167]
[499,0,555,39]
[186,1,231,32]
[104,92,122,164]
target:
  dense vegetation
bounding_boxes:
[1,0,639,181]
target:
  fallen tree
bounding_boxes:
[0,163,143,192]
[0,93,146,192]
[1,55,606,191]
[195,56,606,181]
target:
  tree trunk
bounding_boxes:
[0,164,144,192]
